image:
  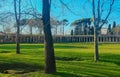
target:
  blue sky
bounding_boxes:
[29,0,93,22]
[52,0,120,25]
[48,0,120,34]
[0,0,120,34]
[1,0,120,24]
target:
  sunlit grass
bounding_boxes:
[0,43,120,77]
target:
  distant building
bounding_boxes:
[100,28,107,35]
[0,31,5,35]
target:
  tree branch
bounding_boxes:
[92,0,96,25]
[14,0,18,22]
[59,0,81,16]
[97,0,100,25]
[100,0,105,17]
[99,0,114,30]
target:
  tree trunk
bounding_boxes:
[55,25,57,35]
[94,26,99,62]
[30,26,33,43]
[92,0,99,62]
[92,0,114,62]
[16,21,20,54]
[42,0,56,73]
[63,25,64,35]
[39,28,42,35]
[30,26,32,35]
[14,0,21,54]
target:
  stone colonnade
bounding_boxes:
[0,35,120,43]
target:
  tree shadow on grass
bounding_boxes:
[55,45,89,49]
[55,56,83,61]
[0,50,12,53]
[55,72,81,77]
[100,54,120,66]
[0,62,44,74]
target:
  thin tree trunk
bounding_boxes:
[39,28,42,35]
[55,25,57,35]
[30,26,32,35]
[94,26,99,62]
[92,0,99,62]
[30,26,33,43]
[14,0,21,54]
[16,21,20,54]
[42,0,56,73]
[63,25,64,35]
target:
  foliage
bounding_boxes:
[71,18,91,26]
[112,26,120,35]
[107,24,112,35]
[71,18,94,35]
[107,21,120,35]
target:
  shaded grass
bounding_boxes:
[100,54,120,66]
[0,43,120,77]
[0,62,43,73]
[55,56,83,61]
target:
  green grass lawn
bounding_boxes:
[0,43,120,77]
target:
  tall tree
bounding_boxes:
[90,26,94,35]
[71,29,74,35]
[113,21,116,28]
[14,0,21,54]
[92,0,114,62]
[107,24,112,35]
[42,0,56,73]
[51,19,60,35]
[71,18,92,35]
[61,19,68,35]
[112,26,120,35]
[112,21,117,35]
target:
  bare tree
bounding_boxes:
[50,18,61,35]
[61,19,68,35]
[92,0,114,62]
[14,0,21,54]
[42,0,56,73]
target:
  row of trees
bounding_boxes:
[71,20,120,36]
[17,18,69,35]
[107,21,120,35]
[0,18,68,35]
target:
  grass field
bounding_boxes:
[0,43,120,77]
